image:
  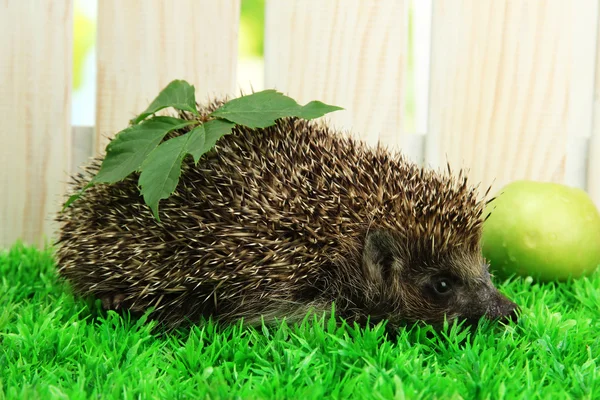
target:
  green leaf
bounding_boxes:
[186,120,236,164]
[210,90,343,128]
[186,126,206,164]
[62,193,82,211]
[61,183,93,211]
[93,116,195,184]
[65,82,344,214]
[137,119,236,219]
[132,80,199,124]
[204,119,236,148]
[294,100,344,119]
[138,133,196,220]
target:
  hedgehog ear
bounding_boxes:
[362,230,398,281]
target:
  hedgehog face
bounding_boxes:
[362,230,518,327]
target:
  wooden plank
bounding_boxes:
[588,6,600,207]
[565,3,598,190]
[412,0,433,136]
[0,1,73,247]
[95,0,240,153]
[264,0,406,150]
[427,0,598,195]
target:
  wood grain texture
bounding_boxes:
[0,0,73,247]
[588,4,600,206]
[95,0,240,153]
[264,0,406,149]
[427,0,598,195]
[412,0,433,136]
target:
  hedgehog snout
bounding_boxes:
[485,292,519,323]
[459,280,519,324]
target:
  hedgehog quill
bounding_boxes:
[56,101,518,330]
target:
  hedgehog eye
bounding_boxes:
[432,278,452,296]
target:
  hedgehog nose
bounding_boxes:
[487,294,519,323]
[498,302,519,324]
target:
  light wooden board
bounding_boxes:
[427,0,598,196]
[95,0,240,153]
[0,1,73,247]
[264,0,406,150]
[412,0,433,136]
[588,5,600,207]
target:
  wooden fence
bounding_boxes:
[1,0,600,248]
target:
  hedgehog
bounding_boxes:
[55,100,518,330]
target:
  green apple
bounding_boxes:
[482,180,600,281]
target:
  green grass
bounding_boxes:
[1,243,599,399]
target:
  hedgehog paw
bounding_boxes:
[101,293,126,310]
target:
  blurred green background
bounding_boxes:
[239,0,265,58]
